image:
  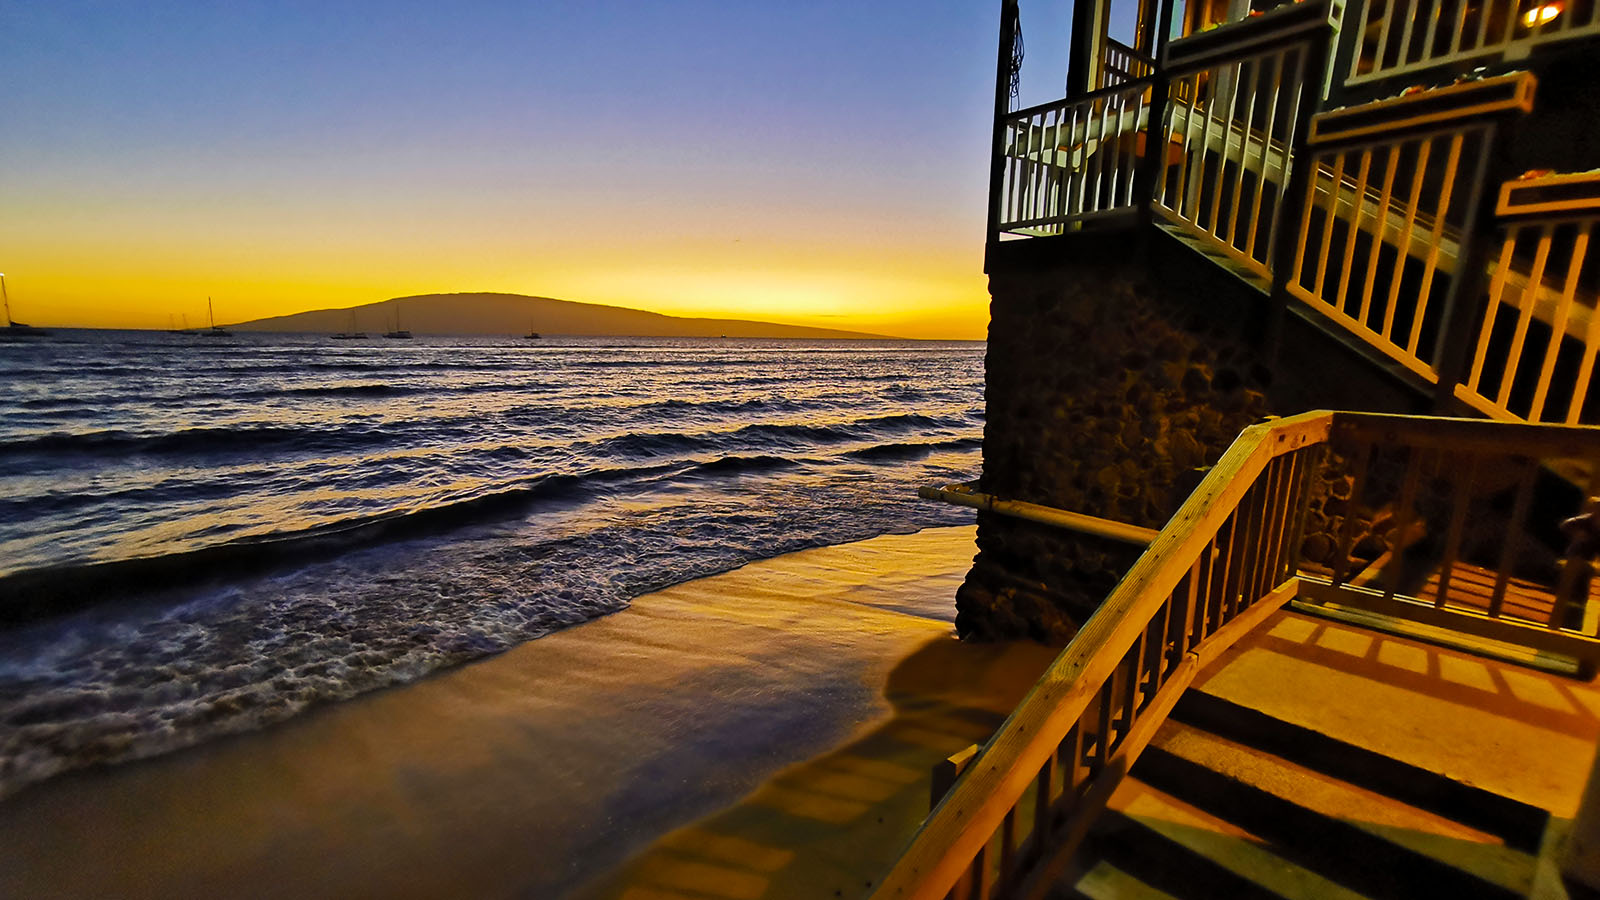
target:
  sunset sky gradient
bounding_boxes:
[1,1,1055,338]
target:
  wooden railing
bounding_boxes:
[996,80,1154,235]
[1348,0,1600,84]
[876,410,1600,899]
[1305,413,1600,662]
[994,0,1340,240]
[1282,73,1532,385]
[1286,130,1485,383]
[1154,38,1320,279]
[1457,172,1600,424]
[1100,37,1155,87]
[989,1,1600,430]
[871,412,1331,900]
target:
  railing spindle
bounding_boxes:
[1365,144,1402,335]
[1314,153,1347,299]
[1497,227,1554,409]
[1434,451,1476,607]
[1394,137,1433,356]
[1412,129,1464,351]
[1468,228,1521,399]
[1333,439,1373,587]
[1224,57,1262,246]
[1384,445,1427,601]
[1033,755,1055,847]
[1489,457,1539,619]
[1245,50,1286,262]
[1530,223,1591,421]
[1335,149,1375,316]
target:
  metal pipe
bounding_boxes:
[918,482,1159,547]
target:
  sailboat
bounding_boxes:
[1,273,50,337]
[331,309,367,340]
[383,301,412,339]
[204,297,231,338]
[525,319,541,340]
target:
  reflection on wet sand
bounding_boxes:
[585,634,1057,900]
[0,526,1054,900]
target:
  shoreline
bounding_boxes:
[0,525,1055,899]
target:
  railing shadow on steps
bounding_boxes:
[870,410,1600,900]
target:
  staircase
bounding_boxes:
[867,413,1600,900]
[1059,612,1580,900]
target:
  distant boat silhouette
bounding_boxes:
[525,320,541,339]
[383,301,412,339]
[1,274,50,337]
[204,297,231,338]
[332,309,367,340]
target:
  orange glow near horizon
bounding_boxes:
[2,211,992,339]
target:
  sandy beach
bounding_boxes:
[0,525,1056,899]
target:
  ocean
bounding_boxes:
[0,331,983,797]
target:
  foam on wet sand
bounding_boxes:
[0,525,1058,899]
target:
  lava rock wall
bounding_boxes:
[956,233,1417,642]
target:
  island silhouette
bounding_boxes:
[230,292,894,339]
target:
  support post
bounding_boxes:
[1067,0,1104,97]
[986,0,1021,273]
[1134,0,1176,234]
[1429,122,1507,414]
[1265,32,1333,368]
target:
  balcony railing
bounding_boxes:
[989,8,1600,429]
[1456,171,1600,423]
[1348,0,1600,84]
[1099,37,1155,87]
[1280,73,1538,383]
[1154,39,1317,279]
[997,81,1154,235]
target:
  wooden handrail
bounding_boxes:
[870,410,1332,899]
[1162,0,1342,72]
[1307,72,1537,146]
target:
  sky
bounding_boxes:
[1,1,1079,339]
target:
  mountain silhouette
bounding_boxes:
[230,292,894,339]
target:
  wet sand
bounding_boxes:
[0,526,1056,899]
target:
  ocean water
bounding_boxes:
[0,331,982,797]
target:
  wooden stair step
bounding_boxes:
[1132,720,1533,899]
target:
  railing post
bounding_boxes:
[985,0,1021,271]
[1429,122,1509,414]
[1324,0,1363,103]
[1134,0,1176,232]
[1068,0,1107,97]
[1264,33,1333,367]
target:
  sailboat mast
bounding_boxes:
[1,274,11,327]
[208,296,216,330]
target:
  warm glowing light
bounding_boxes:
[1524,2,1563,26]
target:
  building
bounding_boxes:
[874,0,1600,895]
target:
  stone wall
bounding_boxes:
[955,233,1417,642]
